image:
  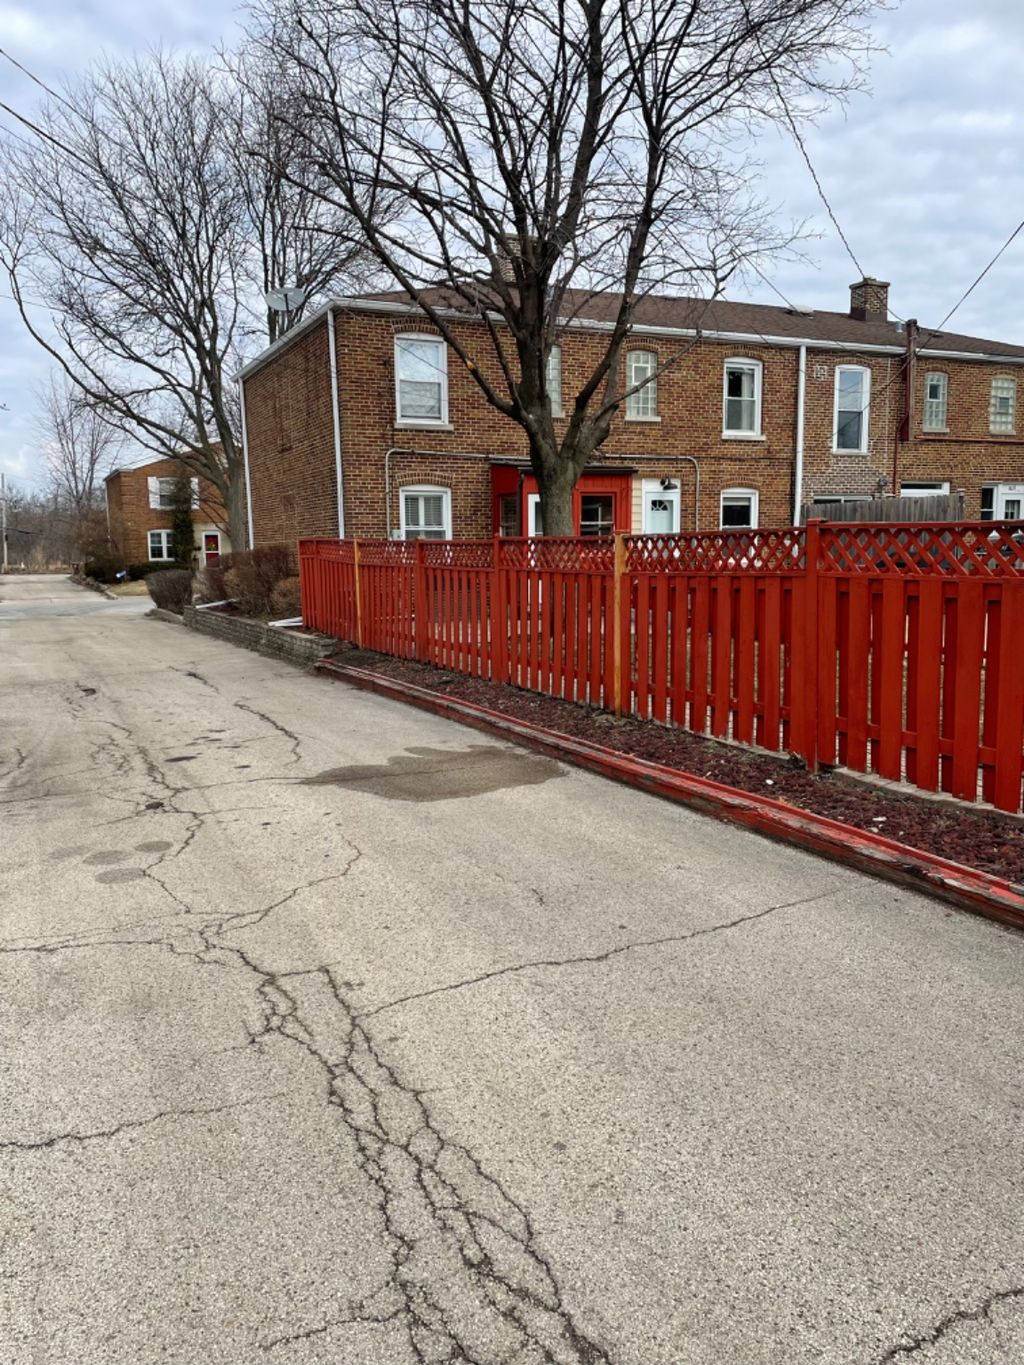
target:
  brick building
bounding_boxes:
[105,456,230,568]
[237,278,1024,544]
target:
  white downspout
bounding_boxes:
[239,377,255,549]
[327,306,345,537]
[793,344,807,525]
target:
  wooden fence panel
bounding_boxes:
[298,520,1024,815]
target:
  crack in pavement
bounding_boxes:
[233,701,303,766]
[358,891,836,1021]
[238,960,615,1364]
[260,1300,403,1353]
[0,1092,281,1153]
[876,1286,1024,1360]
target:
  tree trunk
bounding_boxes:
[535,464,576,536]
[225,471,249,551]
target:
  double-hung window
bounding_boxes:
[546,346,563,417]
[148,475,199,509]
[625,349,658,419]
[148,530,174,561]
[723,359,763,436]
[834,365,870,453]
[395,335,448,424]
[399,486,451,541]
[720,488,759,529]
[990,378,1016,434]
[923,372,948,431]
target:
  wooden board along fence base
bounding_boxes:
[316,657,1024,934]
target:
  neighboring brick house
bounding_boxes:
[237,278,1024,544]
[105,456,230,568]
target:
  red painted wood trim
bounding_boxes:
[316,657,1024,933]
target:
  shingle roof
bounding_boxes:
[356,287,1024,359]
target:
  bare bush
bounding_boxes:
[146,569,193,614]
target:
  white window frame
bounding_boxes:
[719,487,759,530]
[990,377,1017,435]
[398,484,452,541]
[722,358,764,438]
[148,529,174,561]
[547,346,563,417]
[624,349,659,421]
[833,365,870,454]
[641,479,681,533]
[922,372,948,432]
[527,493,543,537]
[394,334,449,426]
[900,481,950,497]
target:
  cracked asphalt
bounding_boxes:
[1,573,1023,1365]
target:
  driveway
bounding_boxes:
[1,573,1022,1365]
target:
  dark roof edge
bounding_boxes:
[234,295,1024,383]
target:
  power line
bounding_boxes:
[931,219,1024,336]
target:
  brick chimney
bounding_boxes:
[849,277,890,321]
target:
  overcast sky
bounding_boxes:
[1,0,1022,492]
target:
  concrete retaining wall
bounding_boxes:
[155,605,339,666]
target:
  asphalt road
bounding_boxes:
[1,573,1022,1365]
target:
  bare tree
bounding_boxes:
[0,53,251,547]
[35,374,122,522]
[0,51,380,550]
[222,46,384,343]
[250,0,880,533]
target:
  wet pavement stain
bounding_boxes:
[304,744,562,802]
[83,850,128,865]
[135,840,173,853]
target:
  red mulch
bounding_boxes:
[335,648,1024,887]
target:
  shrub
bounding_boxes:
[270,575,302,619]
[224,544,294,616]
[126,563,154,581]
[145,568,192,614]
[194,556,232,603]
[83,554,120,583]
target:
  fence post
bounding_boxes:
[491,535,507,683]
[414,538,429,662]
[353,538,364,649]
[801,519,822,773]
[611,532,627,717]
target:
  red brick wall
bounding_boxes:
[802,351,1024,517]
[241,305,1024,540]
[105,458,226,564]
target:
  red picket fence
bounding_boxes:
[299,521,1024,814]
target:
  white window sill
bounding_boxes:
[990,430,1017,438]
[721,432,766,441]
[831,448,869,456]
[624,414,662,424]
[394,421,454,431]
[922,428,949,435]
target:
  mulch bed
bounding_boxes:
[336,648,1024,887]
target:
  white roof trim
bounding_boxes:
[234,294,1024,382]
[918,347,1024,366]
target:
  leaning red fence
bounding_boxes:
[299,521,1024,814]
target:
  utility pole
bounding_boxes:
[1,472,8,574]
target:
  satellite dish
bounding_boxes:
[264,285,307,312]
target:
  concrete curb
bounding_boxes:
[69,574,117,600]
[316,659,1024,933]
[147,607,185,625]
